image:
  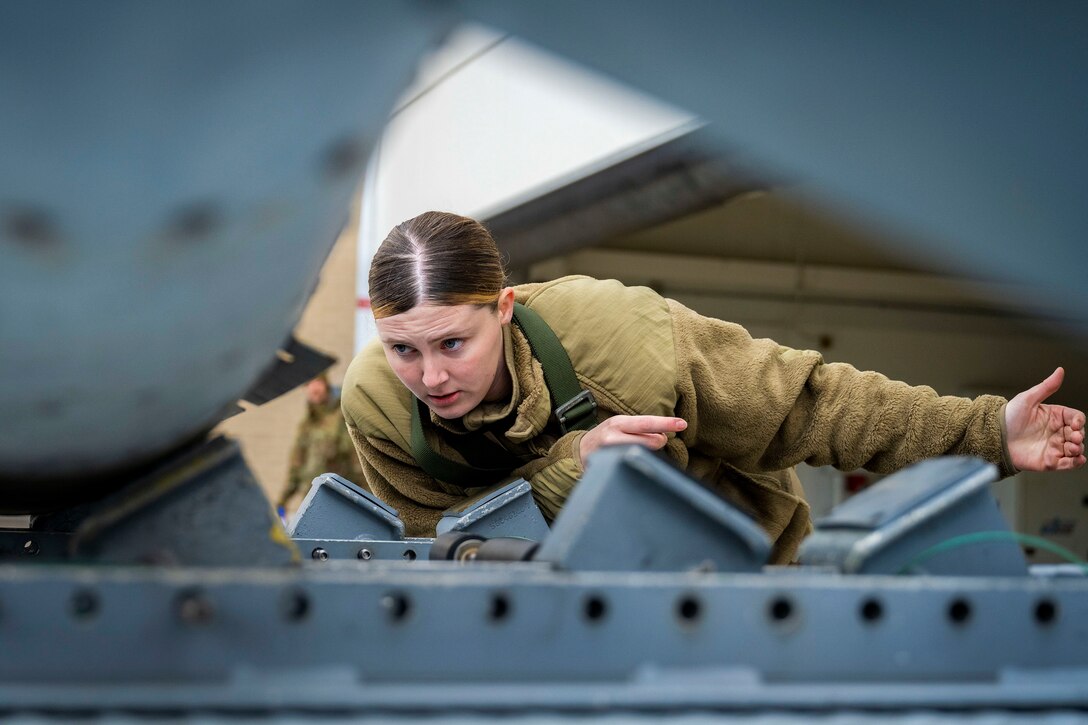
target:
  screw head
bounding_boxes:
[357,548,373,560]
[311,548,329,561]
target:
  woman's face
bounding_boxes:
[375,288,514,419]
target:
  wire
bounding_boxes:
[896,530,1088,575]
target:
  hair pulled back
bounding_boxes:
[369,211,506,319]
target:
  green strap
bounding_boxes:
[409,302,598,487]
[410,398,521,486]
[510,303,597,434]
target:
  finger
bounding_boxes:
[598,432,668,451]
[1064,425,1085,444]
[639,432,670,450]
[1056,455,1086,470]
[1022,367,1065,407]
[614,416,687,435]
[1064,408,1086,431]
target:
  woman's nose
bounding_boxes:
[421,357,449,388]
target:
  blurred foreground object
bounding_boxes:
[0,0,450,509]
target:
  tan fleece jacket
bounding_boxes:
[342,276,1015,563]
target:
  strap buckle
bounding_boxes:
[555,389,597,434]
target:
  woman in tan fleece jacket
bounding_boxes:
[342,211,1086,562]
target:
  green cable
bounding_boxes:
[896,530,1088,575]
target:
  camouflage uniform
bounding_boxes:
[279,391,364,513]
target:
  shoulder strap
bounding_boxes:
[510,303,597,433]
[409,302,597,487]
[410,398,521,486]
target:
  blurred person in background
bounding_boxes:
[279,373,364,516]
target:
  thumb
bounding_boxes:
[1020,367,1064,407]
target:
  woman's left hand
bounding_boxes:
[1005,367,1087,471]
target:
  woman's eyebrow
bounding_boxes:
[382,324,468,346]
[423,326,468,343]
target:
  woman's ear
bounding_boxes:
[497,287,515,324]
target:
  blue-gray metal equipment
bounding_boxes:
[286,474,433,563]
[3,449,1088,720]
[536,446,771,572]
[0,437,296,567]
[288,476,550,564]
[288,474,406,542]
[800,456,1029,576]
[5,2,1088,720]
[436,478,550,541]
[0,0,453,508]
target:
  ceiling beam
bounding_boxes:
[486,127,776,269]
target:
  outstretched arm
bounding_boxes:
[1005,367,1087,471]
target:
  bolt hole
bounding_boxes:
[676,595,702,624]
[176,589,215,626]
[5,207,58,247]
[311,547,329,561]
[70,589,99,620]
[403,549,417,561]
[768,596,794,623]
[165,202,221,241]
[322,136,365,181]
[382,592,411,622]
[1023,546,1037,557]
[859,597,884,623]
[1034,598,1058,626]
[584,595,608,623]
[282,589,311,623]
[947,598,972,625]
[488,593,511,622]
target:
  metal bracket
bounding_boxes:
[536,445,771,572]
[555,389,597,434]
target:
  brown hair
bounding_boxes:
[369,211,506,319]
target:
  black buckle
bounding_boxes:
[556,389,597,434]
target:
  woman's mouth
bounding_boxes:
[428,391,460,407]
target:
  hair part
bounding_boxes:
[369,211,507,319]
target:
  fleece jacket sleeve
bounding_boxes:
[667,298,1015,478]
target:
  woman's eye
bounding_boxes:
[391,344,413,355]
[441,339,463,351]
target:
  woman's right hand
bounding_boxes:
[578,415,688,467]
